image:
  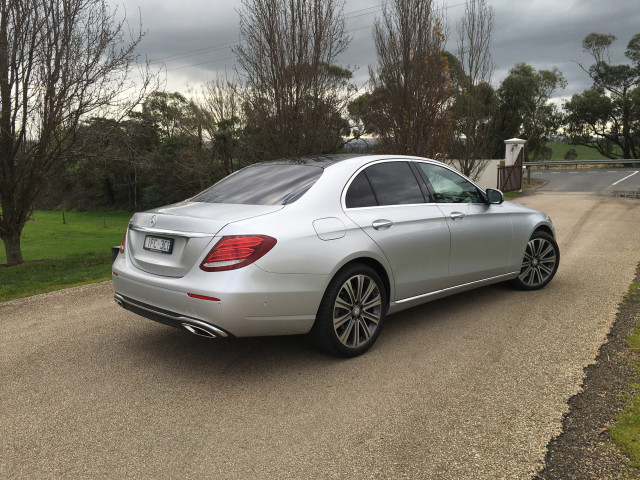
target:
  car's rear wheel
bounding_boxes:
[511,231,559,290]
[309,264,387,357]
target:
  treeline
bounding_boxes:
[42,1,638,212]
[2,0,639,265]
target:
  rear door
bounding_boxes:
[343,160,450,301]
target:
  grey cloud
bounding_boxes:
[116,0,639,99]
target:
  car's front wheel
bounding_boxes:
[309,264,387,357]
[511,230,559,290]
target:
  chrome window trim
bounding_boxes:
[341,158,488,210]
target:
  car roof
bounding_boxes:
[255,154,455,171]
[258,154,364,168]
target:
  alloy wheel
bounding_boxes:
[518,237,558,288]
[333,274,382,349]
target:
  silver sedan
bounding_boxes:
[112,154,559,356]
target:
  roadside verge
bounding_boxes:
[535,263,640,479]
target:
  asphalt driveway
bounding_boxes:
[2,192,640,479]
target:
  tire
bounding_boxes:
[511,230,560,290]
[309,264,387,357]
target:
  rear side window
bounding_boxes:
[193,164,323,205]
[359,162,425,206]
[345,171,377,208]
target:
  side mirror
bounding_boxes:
[486,188,504,205]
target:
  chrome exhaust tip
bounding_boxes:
[181,322,217,339]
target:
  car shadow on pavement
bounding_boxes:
[115,282,515,376]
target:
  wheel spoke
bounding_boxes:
[335,297,352,311]
[353,319,360,346]
[540,254,556,265]
[361,311,379,325]
[354,275,365,303]
[338,318,355,345]
[538,262,554,275]
[361,281,377,305]
[343,280,357,305]
[362,294,381,310]
[519,265,533,282]
[534,239,545,257]
[358,319,371,340]
[333,311,352,329]
[539,243,555,259]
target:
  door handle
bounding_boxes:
[372,219,393,230]
[450,211,466,220]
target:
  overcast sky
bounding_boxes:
[115,0,640,102]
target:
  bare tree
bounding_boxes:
[368,0,453,157]
[0,0,153,265]
[450,0,495,180]
[235,0,354,159]
[194,74,245,175]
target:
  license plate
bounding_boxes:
[143,235,174,254]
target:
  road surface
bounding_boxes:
[530,167,640,194]
[2,192,640,479]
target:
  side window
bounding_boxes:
[362,162,425,206]
[417,163,482,204]
[345,171,377,208]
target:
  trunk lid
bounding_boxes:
[126,201,284,277]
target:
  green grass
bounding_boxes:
[609,269,640,467]
[0,210,131,302]
[546,142,608,161]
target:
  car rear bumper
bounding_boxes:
[114,292,233,338]
[112,255,325,337]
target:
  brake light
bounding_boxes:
[200,235,277,272]
[119,227,128,254]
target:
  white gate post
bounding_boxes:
[504,138,525,166]
[501,138,526,192]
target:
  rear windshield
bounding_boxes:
[192,164,323,205]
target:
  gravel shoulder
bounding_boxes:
[535,264,640,479]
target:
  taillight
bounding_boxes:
[119,227,127,254]
[200,235,277,272]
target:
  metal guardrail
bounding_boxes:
[612,190,640,199]
[524,159,640,168]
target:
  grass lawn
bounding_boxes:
[0,210,131,302]
[546,142,608,161]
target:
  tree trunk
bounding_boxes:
[622,88,632,159]
[2,230,23,266]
